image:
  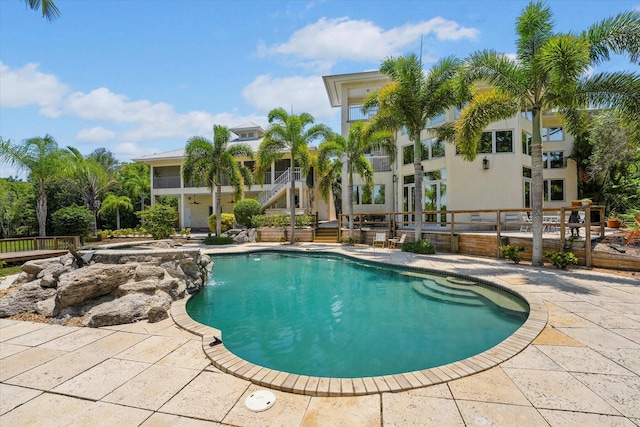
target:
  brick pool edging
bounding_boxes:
[170,248,548,397]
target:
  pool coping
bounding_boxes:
[171,248,548,397]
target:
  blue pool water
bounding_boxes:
[187,252,528,378]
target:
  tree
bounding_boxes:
[137,204,178,240]
[317,157,343,218]
[453,1,640,266]
[318,122,396,238]
[0,135,66,236]
[100,194,133,230]
[182,125,254,237]
[256,108,331,244]
[65,147,115,237]
[0,178,36,238]
[120,162,150,211]
[51,205,92,243]
[21,0,60,20]
[363,55,468,242]
[88,148,120,177]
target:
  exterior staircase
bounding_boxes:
[314,227,339,243]
[256,167,302,208]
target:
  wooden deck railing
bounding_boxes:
[0,236,80,262]
[338,206,606,267]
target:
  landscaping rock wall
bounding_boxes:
[0,248,213,328]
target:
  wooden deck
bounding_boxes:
[0,236,79,263]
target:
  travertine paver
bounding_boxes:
[113,334,189,363]
[382,393,464,427]
[38,327,114,351]
[503,368,620,414]
[448,367,531,405]
[538,409,637,427]
[140,412,222,426]
[537,345,636,375]
[52,358,150,400]
[0,244,639,426]
[301,395,381,426]
[0,383,42,415]
[102,364,200,410]
[159,370,250,422]
[456,400,549,427]
[223,384,311,427]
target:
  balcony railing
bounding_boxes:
[367,155,391,172]
[348,105,378,121]
[153,176,180,189]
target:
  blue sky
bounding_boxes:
[1,0,639,177]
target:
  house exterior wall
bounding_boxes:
[324,71,579,218]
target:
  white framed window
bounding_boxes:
[543,151,565,169]
[544,179,564,201]
[543,127,564,141]
[478,130,514,154]
[522,132,532,155]
[353,185,385,205]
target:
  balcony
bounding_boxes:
[348,105,378,122]
[153,176,180,189]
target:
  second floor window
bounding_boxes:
[543,151,565,169]
[478,130,514,154]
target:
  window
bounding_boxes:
[426,113,445,127]
[429,138,445,158]
[544,179,564,201]
[522,167,532,178]
[522,132,532,155]
[401,125,408,135]
[543,151,564,169]
[476,130,513,154]
[543,127,564,141]
[353,184,385,205]
[496,131,513,152]
[403,143,428,164]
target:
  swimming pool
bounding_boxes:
[187,252,529,378]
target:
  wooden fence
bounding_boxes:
[0,236,80,263]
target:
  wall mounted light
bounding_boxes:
[392,174,398,182]
[482,157,490,170]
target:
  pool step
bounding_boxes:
[423,279,479,298]
[412,282,485,307]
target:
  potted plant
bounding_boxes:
[580,198,592,207]
[606,212,621,228]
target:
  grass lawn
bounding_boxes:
[0,264,22,277]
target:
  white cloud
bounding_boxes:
[76,126,117,142]
[0,61,69,114]
[242,74,337,120]
[259,17,479,69]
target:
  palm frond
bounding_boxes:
[516,1,554,64]
[586,10,640,64]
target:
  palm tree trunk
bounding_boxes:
[413,137,423,242]
[140,195,145,211]
[290,163,296,244]
[531,110,544,266]
[348,164,354,238]
[116,208,121,230]
[36,187,47,237]
[216,184,222,237]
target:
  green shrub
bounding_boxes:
[545,251,578,269]
[402,239,436,255]
[295,214,314,227]
[51,205,93,242]
[97,230,110,240]
[137,204,178,240]
[342,236,357,245]
[208,213,235,233]
[233,199,263,228]
[500,244,526,264]
[204,235,234,245]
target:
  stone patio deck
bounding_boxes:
[1,243,639,426]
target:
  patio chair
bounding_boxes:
[388,233,406,249]
[372,232,386,248]
[520,212,531,232]
[625,214,640,244]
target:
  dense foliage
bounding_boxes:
[233,199,263,228]
[137,204,178,239]
[204,235,234,245]
[401,239,436,255]
[208,213,235,233]
[51,204,93,241]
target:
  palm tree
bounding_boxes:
[88,148,120,177]
[363,55,468,242]
[0,135,66,236]
[182,125,254,237]
[100,194,133,230]
[22,0,60,20]
[318,122,396,238]
[256,108,331,244]
[317,157,343,219]
[121,162,150,211]
[66,147,115,237]
[453,1,640,266]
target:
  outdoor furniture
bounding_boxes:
[504,213,519,230]
[543,215,560,233]
[625,214,640,244]
[372,232,386,248]
[520,212,532,232]
[471,213,481,231]
[567,210,582,237]
[388,233,406,249]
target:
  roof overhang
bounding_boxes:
[323,71,388,108]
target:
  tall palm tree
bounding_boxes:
[100,194,133,230]
[22,0,60,20]
[0,135,66,236]
[317,157,343,219]
[453,1,640,266]
[256,108,331,244]
[363,55,468,242]
[182,125,254,237]
[88,148,120,178]
[318,122,396,238]
[65,147,115,237]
